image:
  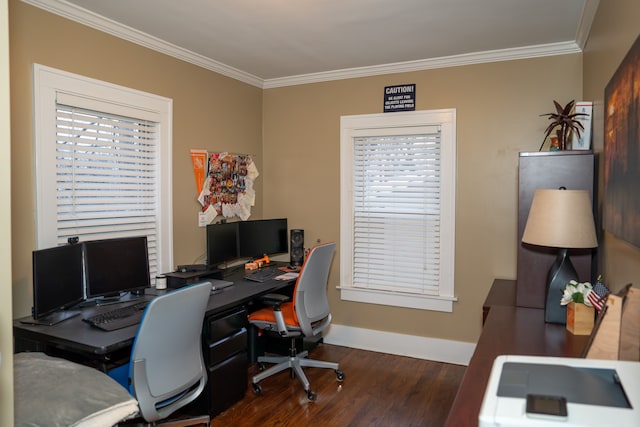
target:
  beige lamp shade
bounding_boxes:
[522,189,598,249]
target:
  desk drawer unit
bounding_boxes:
[202,307,248,417]
[207,351,248,416]
[208,329,247,367]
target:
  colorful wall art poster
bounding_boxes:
[197,152,259,221]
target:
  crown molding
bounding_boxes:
[22,0,264,88]
[24,0,585,90]
[575,0,600,50]
[263,42,582,89]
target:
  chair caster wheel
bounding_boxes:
[307,390,317,401]
[252,383,262,396]
[257,362,265,372]
[336,369,345,381]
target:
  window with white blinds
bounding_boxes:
[340,110,457,312]
[54,105,160,275]
[353,132,441,295]
[33,64,173,277]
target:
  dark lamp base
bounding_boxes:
[545,248,578,324]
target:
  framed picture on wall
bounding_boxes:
[603,34,640,248]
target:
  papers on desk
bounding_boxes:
[275,272,299,281]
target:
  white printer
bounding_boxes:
[479,355,640,426]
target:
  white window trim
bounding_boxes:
[339,110,457,312]
[33,64,174,274]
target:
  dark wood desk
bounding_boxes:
[13,265,296,416]
[14,272,291,360]
[445,280,590,427]
[481,278,517,324]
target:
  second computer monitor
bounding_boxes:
[238,218,288,259]
[84,236,151,299]
[206,218,289,267]
[32,243,85,322]
[206,221,240,267]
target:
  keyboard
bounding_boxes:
[83,301,148,331]
[244,267,281,282]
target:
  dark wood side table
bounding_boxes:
[482,278,516,324]
[445,279,590,427]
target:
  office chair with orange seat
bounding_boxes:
[249,241,344,401]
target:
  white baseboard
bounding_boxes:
[323,324,475,366]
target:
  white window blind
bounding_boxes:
[33,64,174,277]
[54,104,160,275]
[340,110,456,312]
[353,132,441,295]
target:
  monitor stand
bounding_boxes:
[216,259,250,275]
[79,292,146,307]
[78,295,123,308]
[19,310,81,326]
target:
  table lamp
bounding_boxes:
[522,188,598,323]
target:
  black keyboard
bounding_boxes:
[83,301,148,331]
[244,267,280,282]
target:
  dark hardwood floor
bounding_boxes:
[210,343,466,427]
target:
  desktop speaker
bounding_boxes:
[290,229,304,266]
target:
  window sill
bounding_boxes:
[337,286,456,312]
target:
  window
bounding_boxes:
[33,64,173,277]
[340,110,457,312]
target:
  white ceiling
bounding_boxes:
[25,0,599,88]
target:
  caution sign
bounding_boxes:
[383,84,416,112]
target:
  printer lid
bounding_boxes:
[479,355,640,427]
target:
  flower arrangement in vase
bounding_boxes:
[561,280,595,335]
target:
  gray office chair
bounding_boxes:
[249,242,344,400]
[109,281,211,426]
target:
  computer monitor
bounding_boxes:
[30,243,85,324]
[84,236,151,299]
[238,218,288,258]
[206,222,240,268]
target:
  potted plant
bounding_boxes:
[561,280,595,335]
[540,100,588,151]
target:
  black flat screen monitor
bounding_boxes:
[30,243,84,324]
[206,222,240,267]
[238,218,288,258]
[84,236,151,299]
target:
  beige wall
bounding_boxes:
[7,0,639,419]
[8,0,639,380]
[1,0,14,423]
[583,0,640,293]
[9,0,263,318]
[262,56,583,342]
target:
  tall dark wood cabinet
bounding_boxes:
[516,151,598,308]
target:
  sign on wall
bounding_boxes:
[384,84,416,112]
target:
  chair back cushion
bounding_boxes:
[293,242,336,336]
[130,281,211,421]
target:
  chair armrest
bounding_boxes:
[257,293,291,335]
[260,293,290,308]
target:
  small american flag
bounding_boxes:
[587,276,610,312]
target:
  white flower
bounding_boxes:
[560,287,574,305]
[560,280,593,305]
